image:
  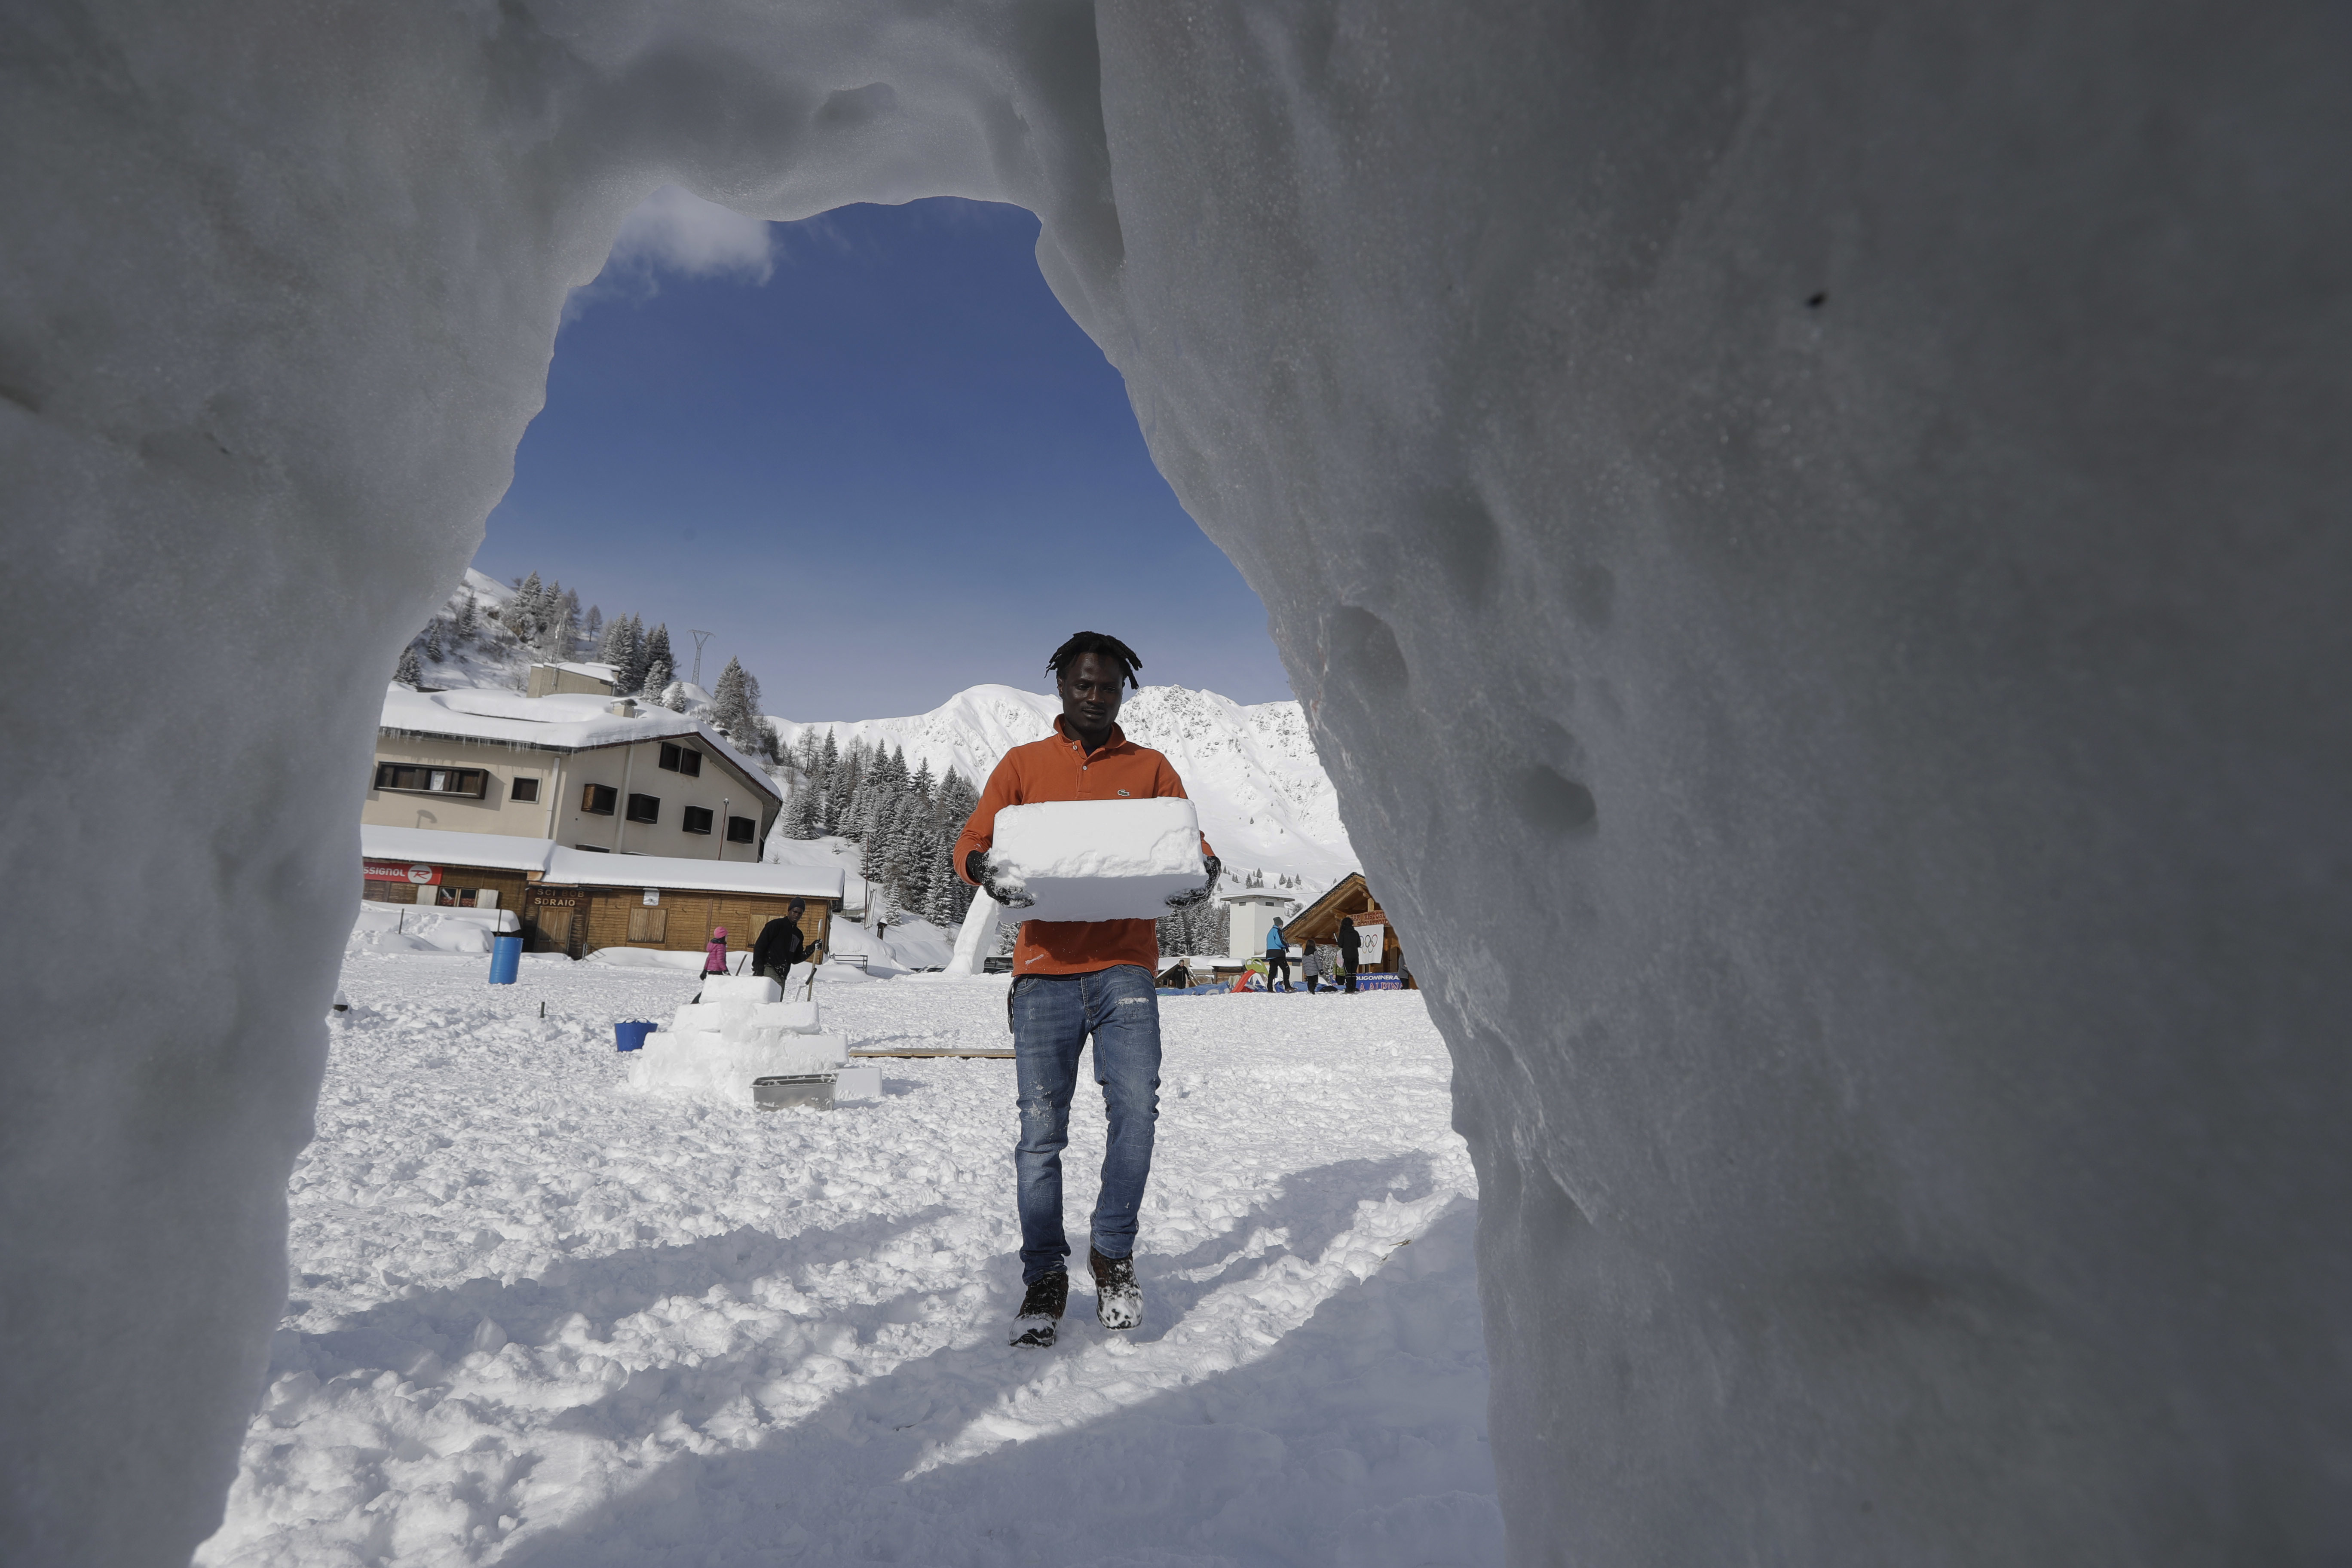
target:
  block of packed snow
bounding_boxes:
[760,1032,848,1072]
[625,1029,849,1105]
[697,974,780,1004]
[753,1000,821,1034]
[986,797,1208,922]
[670,1001,756,1038]
[832,1064,882,1102]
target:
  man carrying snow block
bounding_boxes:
[955,632,1219,1348]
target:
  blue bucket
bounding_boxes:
[614,1020,656,1053]
[487,931,524,985]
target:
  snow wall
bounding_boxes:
[3,2,2345,1563]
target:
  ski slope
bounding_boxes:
[194,952,1494,1567]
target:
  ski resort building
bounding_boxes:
[360,825,841,960]
[1284,872,1410,986]
[367,686,781,857]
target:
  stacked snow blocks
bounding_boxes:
[625,977,847,1106]
[987,798,1207,922]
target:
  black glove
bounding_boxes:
[1164,854,1220,909]
[965,847,1034,908]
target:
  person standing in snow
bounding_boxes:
[1264,917,1294,992]
[955,631,1219,1348]
[702,925,731,977]
[1337,916,1362,993]
[1302,941,1326,992]
[751,900,811,986]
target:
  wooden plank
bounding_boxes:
[848,1047,1014,1060]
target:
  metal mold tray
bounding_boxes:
[753,1073,836,1111]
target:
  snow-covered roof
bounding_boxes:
[380,684,778,802]
[358,824,845,900]
[362,825,560,873]
[533,660,619,680]
[545,847,842,900]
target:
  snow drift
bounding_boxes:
[3,3,2347,1566]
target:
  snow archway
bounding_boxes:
[5,2,2348,1564]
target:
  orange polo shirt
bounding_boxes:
[954,716,1214,976]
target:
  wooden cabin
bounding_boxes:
[1283,871,1412,985]
[360,825,843,961]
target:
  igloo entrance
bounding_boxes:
[5,3,2347,1565]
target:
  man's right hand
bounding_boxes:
[965,847,1035,908]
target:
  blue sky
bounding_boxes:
[476,194,1287,720]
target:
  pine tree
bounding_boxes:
[535,589,578,662]
[931,769,978,917]
[923,840,971,927]
[639,624,673,696]
[596,613,639,685]
[394,643,423,687]
[733,667,774,760]
[815,733,842,832]
[625,614,649,689]
[828,739,865,838]
[641,655,674,705]
[422,619,444,662]
[453,594,479,643]
[861,791,899,885]
[502,572,544,640]
[583,605,602,642]
[779,779,821,839]
[1156,893,1226,959]
[709,656,757,741]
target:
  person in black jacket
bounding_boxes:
[1337,916,1361,993]
[752,900,813,985]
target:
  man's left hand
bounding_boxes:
[1165,854,1221,909]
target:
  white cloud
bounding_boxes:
[567,186,775,317]
[606,185,775,282]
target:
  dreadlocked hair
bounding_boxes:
[1047,631,1143,689]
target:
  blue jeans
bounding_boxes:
[1011,965,1162,1284]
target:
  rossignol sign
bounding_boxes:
[363,860,441,886]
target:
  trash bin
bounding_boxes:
[614,1020,656,1053]
[488,931,524,985]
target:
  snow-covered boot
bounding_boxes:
[1090,1247,1142,1330]
[1008,1271,1067,1348]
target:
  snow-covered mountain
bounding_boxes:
[771,684,1359,890]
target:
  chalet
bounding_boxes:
[359,824,842,961]
[366,685,781,859]
[1283,871,1412,986]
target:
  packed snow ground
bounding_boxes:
[198,952,1495,1567]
